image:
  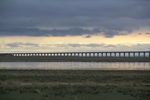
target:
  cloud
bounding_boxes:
[1,42,150,53]
[0,27,100,36]
[0,0,150,37]
[6,42,39,47]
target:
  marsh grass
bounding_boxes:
[0,70,150,100]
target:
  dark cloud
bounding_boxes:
[0,0,150,37]
[0,27,100,36]
[82,34,92,38]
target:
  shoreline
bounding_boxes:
[0,56,150,62]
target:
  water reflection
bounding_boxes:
[0,62,150,70]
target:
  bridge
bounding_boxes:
[0,51,150,62]
[1,51,150,57]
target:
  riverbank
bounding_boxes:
[0,56,150,62]
[0,70,150,100]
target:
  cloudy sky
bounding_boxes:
[0,0,150,53]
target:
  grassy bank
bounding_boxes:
[0,56,150,62]
[0,70,150,100]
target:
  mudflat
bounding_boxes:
[0,70,150,100]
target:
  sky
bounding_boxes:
[0,0,150,53]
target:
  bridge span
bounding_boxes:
[0,51,150,62]
[8,51,150,58]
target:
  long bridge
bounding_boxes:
[0,51,150,62]
[1,51,150,57]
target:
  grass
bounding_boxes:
[0,70,150,100]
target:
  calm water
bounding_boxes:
[0,62,150,70]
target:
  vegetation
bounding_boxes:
[0,70,150,100]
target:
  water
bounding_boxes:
[0,62,150,70]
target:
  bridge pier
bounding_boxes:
[128,52,131,58]
[101,53,103,57]
[113,53,116,57]
[93,53,95,57]
[143,52,146,57]
[133,52,135,57]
